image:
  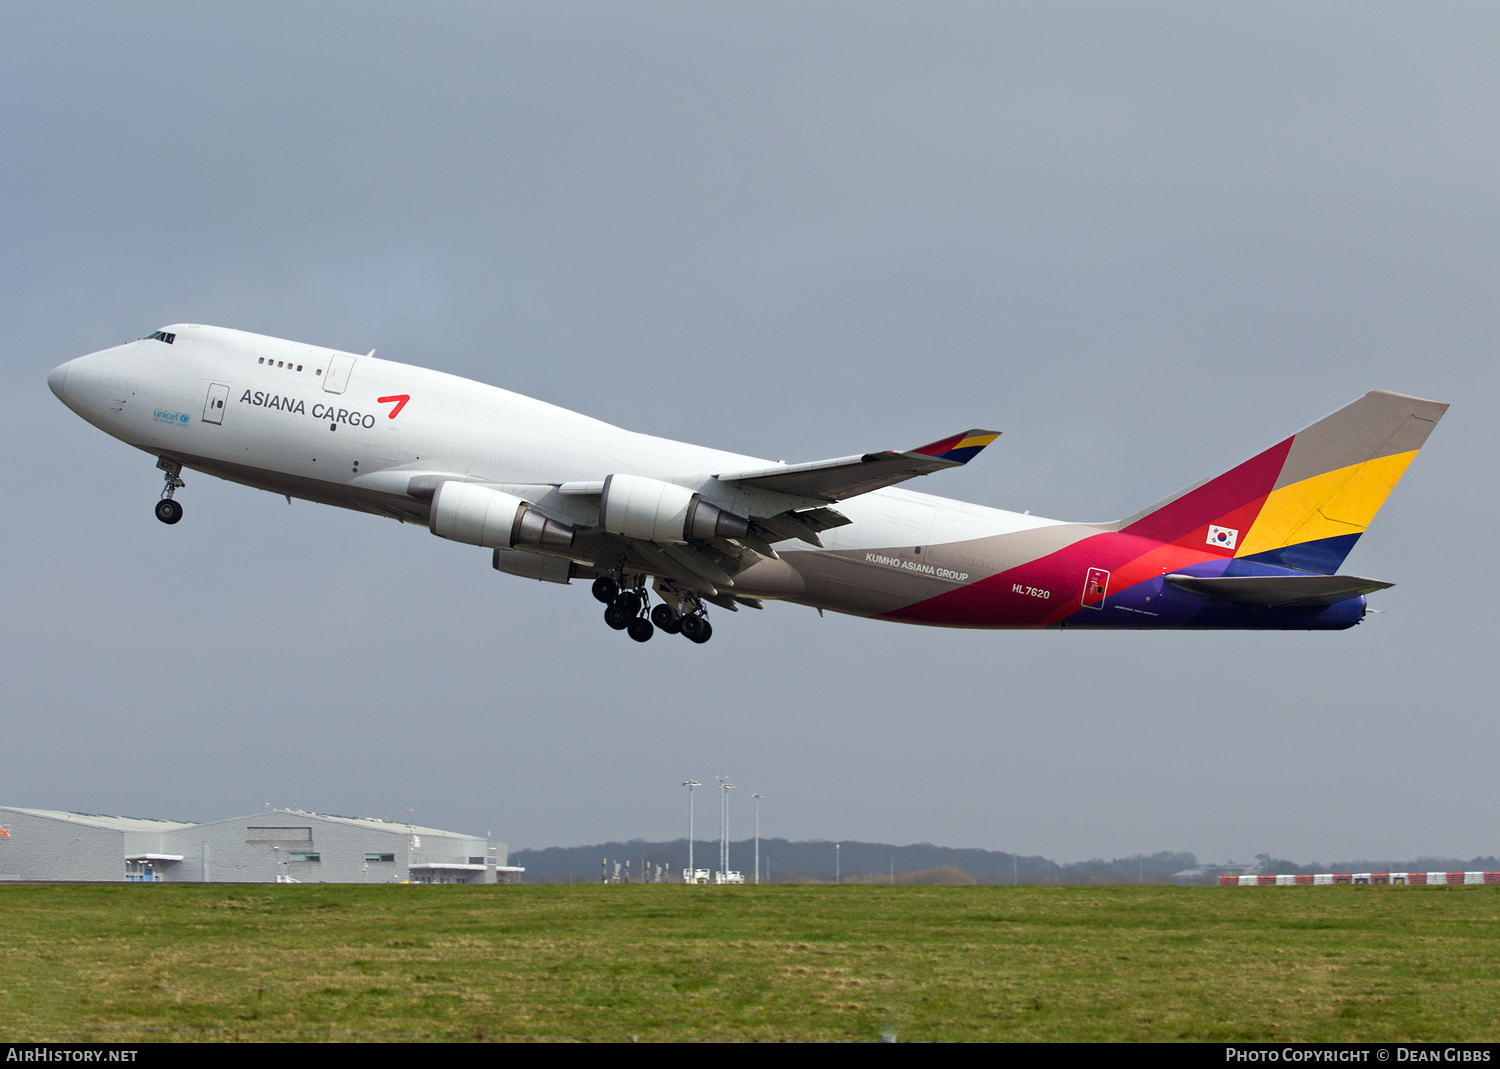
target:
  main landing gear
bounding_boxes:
[591,575,713,644]
[155,459,184,525]
[651,603,681,635]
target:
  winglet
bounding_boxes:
[910,429,1000,465]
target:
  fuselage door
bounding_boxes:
[323,355,357,395]
[202,383,230,425]
[1081,567,1110,610]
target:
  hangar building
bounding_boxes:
[0,807,518,884]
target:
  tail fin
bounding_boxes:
[1119,390,1448,573]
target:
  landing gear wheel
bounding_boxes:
[604,602,632,630]
[617,590,643,617]
[627,618,655,642]
[651,604,682,634]
[680,614,712,644]
[592,576,619,604]
[155,459,185,524]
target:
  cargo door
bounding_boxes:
[323,354,357,394]
[202,383,230,425]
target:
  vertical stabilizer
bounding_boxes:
[1118,391,1447,573]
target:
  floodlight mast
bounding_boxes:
[752,794,763,885]
[717,777,734,880]
[683,780,701,882]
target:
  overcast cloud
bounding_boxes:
[2,3,1495,863]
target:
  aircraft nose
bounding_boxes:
[47,360,71,401]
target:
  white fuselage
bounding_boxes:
[50,324,1059,565]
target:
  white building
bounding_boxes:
[0,807,521,884]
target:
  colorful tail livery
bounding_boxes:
[1117,390,1447,574]
[879,390,1446,632]
[912,429,1002,465]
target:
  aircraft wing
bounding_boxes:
[1164,573,1393,608]
[714,429,1000,503]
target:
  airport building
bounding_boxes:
[0,807,520,884]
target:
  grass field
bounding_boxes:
[3,883,1499,1042]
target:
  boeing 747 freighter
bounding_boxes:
[48,324,1446,644]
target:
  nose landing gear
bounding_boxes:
[155,459,185,525]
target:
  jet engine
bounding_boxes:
[601,474,750,542]
[429,481,575,550]
[684,495,750,540]
[492,546,580,584]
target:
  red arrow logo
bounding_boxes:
[377,394,410,419]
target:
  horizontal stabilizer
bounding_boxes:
[1164,573,1393,608]
[716,429,998,502]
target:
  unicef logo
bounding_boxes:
[179,413,189,422]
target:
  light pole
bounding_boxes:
[835,842,840,884]
[717,777,733,880]
[752,794,763,885]
[683,780,700,882]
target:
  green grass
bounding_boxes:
[3,883,1500,1042]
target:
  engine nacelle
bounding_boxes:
[493,547,577,584]
[430,481,575,550]
[685,496,750,541]
[601,474,751,543]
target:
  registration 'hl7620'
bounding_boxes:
[1013,584,1050,599]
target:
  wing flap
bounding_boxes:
[1164,573,1393,608]
[753,507,851,548]
[628,541,720,595]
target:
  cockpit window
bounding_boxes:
[145,330,176,344]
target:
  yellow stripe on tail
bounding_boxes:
[1238,450,1418,557]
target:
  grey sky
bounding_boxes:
[3,3,1495,863]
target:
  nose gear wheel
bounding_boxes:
[155,459,185,524]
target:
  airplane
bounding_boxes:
[47,324,1446,644]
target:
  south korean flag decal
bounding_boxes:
[1207,525,1239,550]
